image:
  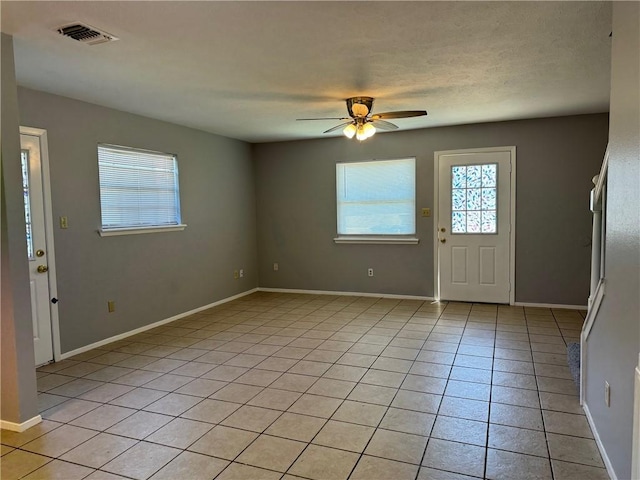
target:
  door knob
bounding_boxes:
[37,265,48,273]
[440,238,446,243]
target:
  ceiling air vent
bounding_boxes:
[57,23,118,45]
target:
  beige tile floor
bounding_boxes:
[1,292,610,480]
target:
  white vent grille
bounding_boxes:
[57,23,118,45]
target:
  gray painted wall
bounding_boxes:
[17,88,258,353]
[253,114,608,304]
[1,34,39,424]
[585,3,640,479]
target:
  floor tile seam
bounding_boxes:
[18,425,148,469]
[308,426,415,459]
[140,417,218,452]
[313,386,397,480]
[486,416,571,435]
[62,405,142,432]
[217,448,299,478]
[546,456,609,470]
[529,351,564,480]
[416,319,466,479]
[2,455,71,480]
[532,357,576,367]
[479,338,497,480]
[15,438,138,476]
[347,444,428,466]
[98,438,183,480]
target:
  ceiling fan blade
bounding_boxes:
[370,110,428,120]
[370,119,399,130]
[296,117,351,121]
[323,122,353,134]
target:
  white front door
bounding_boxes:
[435,147,515,304]
[20,132,54,366]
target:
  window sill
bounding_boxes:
[98,224,187,237]
[333,236,419,245]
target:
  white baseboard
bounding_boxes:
[257,287,434,302]
[1,414,42,432]
[580,330,587,406]
[514,301,588,311]
[60,288,259,360]
[583,402,619,480]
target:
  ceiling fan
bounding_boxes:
[297,96,427,141]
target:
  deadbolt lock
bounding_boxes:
[37,265,48,273]
[439,227,446,232]
[36,249,45,257]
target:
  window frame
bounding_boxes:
[97,143,187,237]
[334,157,419,245]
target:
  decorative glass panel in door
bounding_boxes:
[451,163,497,234]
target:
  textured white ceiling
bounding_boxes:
[2,1,612,143]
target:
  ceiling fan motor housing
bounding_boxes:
[346,97,374,118]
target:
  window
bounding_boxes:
[336,158,416,243]
[20,150,34,259]
[451,163,497,234]
[97,144,185,236]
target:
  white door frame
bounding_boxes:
[433,146,517,305]
[633,354,640,480]
[20,126,61,362]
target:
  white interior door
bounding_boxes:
[20,132,54,366]
[436,148,514,304]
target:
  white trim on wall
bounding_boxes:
[594,145,609,205]
[581,279,606,404]
[98,224,187,237]
[333,236,419,245]
[433,146,517,305]
[514,301,588,311]
[0,414,42,432]
[583,403,619,480]
[258,287,434,302]
[583,280,606,338]
[632,355,640,480]
[258,289,587,308]
[60,288,258,359]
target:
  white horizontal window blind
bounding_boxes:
[98,144,181,229]
[336,158,415,235]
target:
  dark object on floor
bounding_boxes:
[567,342,581,390]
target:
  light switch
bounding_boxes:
[60,216,68,229]
[421,208,431,217]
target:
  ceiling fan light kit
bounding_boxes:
[297,96,428,142]
[354,122,376,141]
[343,123,357,139]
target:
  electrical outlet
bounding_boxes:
[605,381,610,407]
[273,263,279,271]
[107,301,115,313]
[368,268,374,277]
[239,269,244,278]
[60,216,68,229]
[233,270,239,279]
